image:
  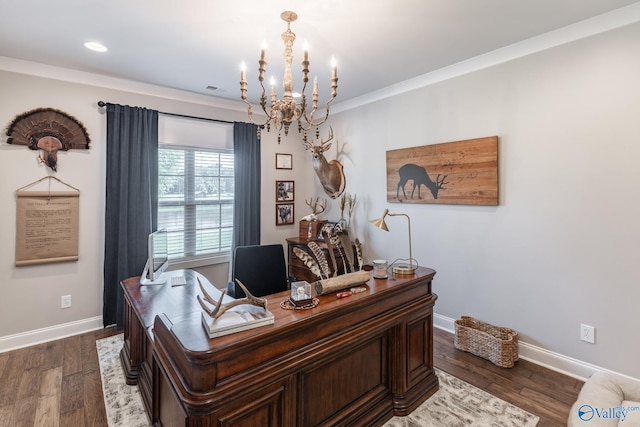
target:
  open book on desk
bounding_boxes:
[201,304,275,338]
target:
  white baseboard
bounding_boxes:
[434,313,639,383]
[0,316,104,353]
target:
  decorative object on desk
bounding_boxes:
[276,202,294,225]
[373,259,388,279]
[299,219,327,241]
[338,191,357,232]
[276,180,294,202]
[280,296,319,310]
[198,278,266,318]
[301,197,326,221]
[338,233,356,271]
[386,136,498,205]
[314,270,370,295]
[5,107,91,172]
[322,229,339,276]
[370,208,416,275]
[293,246,327,279]
[293,234,364,278]
[316,221,337,242]
[290,280,313,307]
[304,127,346,199]
[239,10,338,144]
[454,316,519,368]
[198,278,274,338]
[275,153,292,169]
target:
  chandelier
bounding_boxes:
[240,11,338,143]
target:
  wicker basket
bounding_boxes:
[454,316,519,368]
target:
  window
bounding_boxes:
[158,145,234,261]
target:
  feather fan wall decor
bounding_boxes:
[354,238,364,271]
[5,107,91,171]
[293,247,324,280]
[308,241,331,279]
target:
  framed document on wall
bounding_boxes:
[276,153,293,170]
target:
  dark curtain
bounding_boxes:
[231,122,261,250]
[103,104,159,328]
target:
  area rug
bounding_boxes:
[97,334,539,427]
[383,370,539,427]
[96,334,149,427]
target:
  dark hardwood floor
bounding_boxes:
[0,327,121,427]
[0,326,581,426]
[433,326,583,426]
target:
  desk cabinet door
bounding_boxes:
[216,378,293,427]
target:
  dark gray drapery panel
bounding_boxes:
[103,104,158,328]
[232,122,261,250]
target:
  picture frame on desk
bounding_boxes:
[316,221,338,241]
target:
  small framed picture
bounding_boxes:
[276,203,294,225]
[316,221,337,241]
[276,180,294,202]
[276,153,293,170]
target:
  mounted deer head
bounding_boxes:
[303,127,346,199]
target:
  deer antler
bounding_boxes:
[197,278,267,320]
[305,197,326,215]
[303,139,314,152]
[436,174,449,189]
[319,126,334,149]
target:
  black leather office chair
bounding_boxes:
[227,244,291,298]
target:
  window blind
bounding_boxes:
[158,146,234,260]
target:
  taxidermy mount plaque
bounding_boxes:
[5,107,91,171]
[386,136,498,206]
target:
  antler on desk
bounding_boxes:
[197,278,267,320]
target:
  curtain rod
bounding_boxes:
[97,101,234,124]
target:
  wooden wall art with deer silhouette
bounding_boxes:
[386,136,498,206]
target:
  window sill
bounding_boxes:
[168,253,231,270]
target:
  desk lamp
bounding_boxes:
[369,208,416,275]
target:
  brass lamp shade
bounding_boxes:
[369,208,389,231]
[369,208,416,275]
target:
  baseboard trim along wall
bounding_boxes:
[434,313,639,383]
[2,313,637,384]
[0,316,103,353]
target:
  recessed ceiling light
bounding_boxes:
[84,41,107,52]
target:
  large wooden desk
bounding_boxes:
[121,268,438,426]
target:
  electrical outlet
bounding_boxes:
[61,295,72,309]
[580,324,595,344]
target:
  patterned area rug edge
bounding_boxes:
[97,334,539,427]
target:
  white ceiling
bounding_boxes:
[1,1,639,106]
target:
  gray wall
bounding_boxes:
[330,22,640,379]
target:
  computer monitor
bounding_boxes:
[140,228,169,285]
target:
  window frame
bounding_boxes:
[158,143,234,268]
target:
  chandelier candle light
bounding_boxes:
[240,11,338,143]
[370,208,416,276]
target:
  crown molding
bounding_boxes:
[332,2,640,114]
[0,56,248,113]
[2,3,639,116]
